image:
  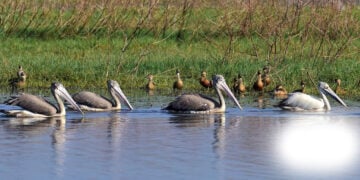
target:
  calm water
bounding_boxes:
[0,90,360,179]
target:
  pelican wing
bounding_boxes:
[4,93,57,116]
[163,94,219,112]
[278,93,324,111]
[72,91,113,109]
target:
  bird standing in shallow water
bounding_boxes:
[334,78,346,95]
[1,82,83,117]
[71,80,133,111]
[253,70,264,92]
[163,75,242,113]
[233,74,246,94]
[9,65,27,93]
[173,69,183,90]
[145,74,155,91]
[262,66,271,87]
[278,81,347,111]
[199,71,212,89]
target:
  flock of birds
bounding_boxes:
[0,65,349,118]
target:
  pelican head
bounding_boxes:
[212,75,242,110]
[51,82,84,116]
[318,82,347,108]
[107,80,133,110]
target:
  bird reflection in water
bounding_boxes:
[50,116,67,177]
[168,113,225,128]
[5,116,68,177]
[168,113,228,159]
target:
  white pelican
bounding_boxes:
[163,75,242,113]
[1,82,83,117]
[71,80,133,111]
[278,81,347,111]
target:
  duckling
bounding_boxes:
[145,74,155,91]
[173,69,183,90]
[9,65,27,93]
[199,71,212,89]
[253,70,264,92]
[292,80,305,93]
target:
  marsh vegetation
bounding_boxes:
[0,0,359,95]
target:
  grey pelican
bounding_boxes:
[1,82,83,117]
[278,82,347,111]
[71,80,133,111]
[163,75,242,113]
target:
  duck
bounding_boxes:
[9,65,27,93]
[173,69,183,90]
[253,70,264,91]
[233,74,246,94]
[145,74,155,91]
[199,71,212,89]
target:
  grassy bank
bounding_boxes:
[0,0,359,96]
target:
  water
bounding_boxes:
[0,91,360,179]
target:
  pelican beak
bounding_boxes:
[56,84,84,115]
[113,85,134,110]
[320,83,347,107]
[219,80,243,110]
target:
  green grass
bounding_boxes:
[0,36,359,95]
[0,1,359,96]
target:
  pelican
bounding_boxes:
[163,75,242,113]
[173,69,183,90]
[145,74,155,91]
[199,71,212,89]
[253,70,264,91]
[71,80,133,111]
[278,81,347,111]
[1,82,83,117]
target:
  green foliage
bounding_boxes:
[0,1,359,96]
